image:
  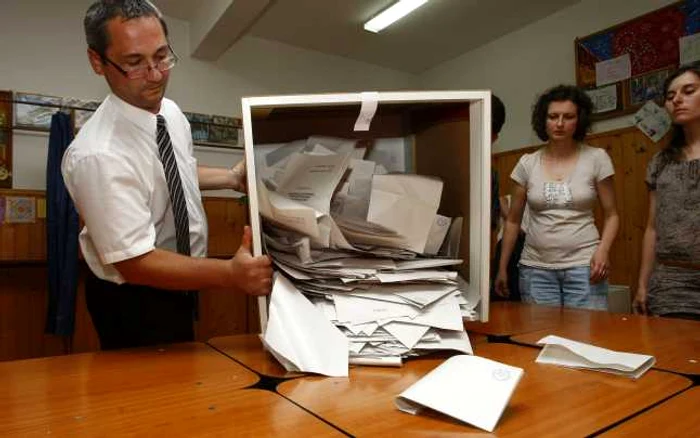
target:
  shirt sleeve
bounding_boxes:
[595,148,615,181]
[62,152,156,265]
[510,153,530,188]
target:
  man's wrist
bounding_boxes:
[229,166,243,190]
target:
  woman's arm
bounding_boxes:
[590,176,619,283]
[634,191,657,314]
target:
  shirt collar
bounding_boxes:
[106,93,165,136]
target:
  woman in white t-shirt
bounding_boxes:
[494,85,619,310]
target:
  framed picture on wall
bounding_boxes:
[14,92,62,131]
[629,68,672,106]
[184,111,242,149]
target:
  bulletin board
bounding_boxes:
[575,0,700,120]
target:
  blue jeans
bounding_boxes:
[519,265,608,310]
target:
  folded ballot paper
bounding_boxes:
[535,335,655,379]
[396,355,524,432]
[262,274,349,377]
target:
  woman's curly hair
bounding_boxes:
[531,85,593,142]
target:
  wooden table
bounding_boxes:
[599,387,700,436]
[512,312,700,375]
[277,343,690,437]
[208,334,303,379]
[0,343,355,436]
[464,301,596,337]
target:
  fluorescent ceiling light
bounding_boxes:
[364,0,429,33]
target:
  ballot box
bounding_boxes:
[241,91,492,331]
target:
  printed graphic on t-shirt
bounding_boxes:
[543,181,573,207]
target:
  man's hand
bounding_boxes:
[230,160,247,192]
[229,226,272,295]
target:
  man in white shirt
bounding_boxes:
[62,0,272,349]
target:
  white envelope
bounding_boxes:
[396,355,524,432]
[535,335,655,379]
[367,174,443,253]
[263,274,349,377]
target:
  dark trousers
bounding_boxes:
[85,272,194,350]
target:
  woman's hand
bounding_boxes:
[590,248,610,284]
[632,286,648,315]
[494,269,510,298]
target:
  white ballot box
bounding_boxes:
[241,91,492,332]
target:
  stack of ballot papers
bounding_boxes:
[257,136,479,376]
[535,335,656,379]
[396,355,524,432]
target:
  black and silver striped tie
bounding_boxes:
[156,115,198,318]
[156,115,191,256]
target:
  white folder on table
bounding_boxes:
[535,335,655,379]
[395,355,523,432]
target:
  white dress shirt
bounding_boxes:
[62,93,207,284]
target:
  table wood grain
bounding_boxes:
[599,387,700,437]
[277,343,690,437]
[208,334,303,378]
[464,301,595,337]
[512,311,700,375]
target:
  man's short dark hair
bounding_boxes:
[531,85,593,142]
[491,94,506,136]
[84,0,168,57]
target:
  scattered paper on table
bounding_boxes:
[535,335,655,379]
[396,355,524,432]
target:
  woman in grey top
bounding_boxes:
[635,63,700,320]
[495,85,619,310]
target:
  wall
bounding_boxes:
[0,0,418,192]
[419,0,678,153]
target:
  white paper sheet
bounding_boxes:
[367,174,443,253]
[595,54,631,87]
[535,335,655,379]
[680,33,700,66]
[396,355,524,432]
[633,100,672,143]
[354,92,379,131]
[423,214,452,255]
[263,275,349,377]
[586,84,618,113]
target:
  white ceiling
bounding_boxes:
[153,0,581,74]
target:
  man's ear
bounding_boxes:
[87,48,105,76]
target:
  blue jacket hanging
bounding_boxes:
[45,111,79,336]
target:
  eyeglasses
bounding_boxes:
[102,46,179,80]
